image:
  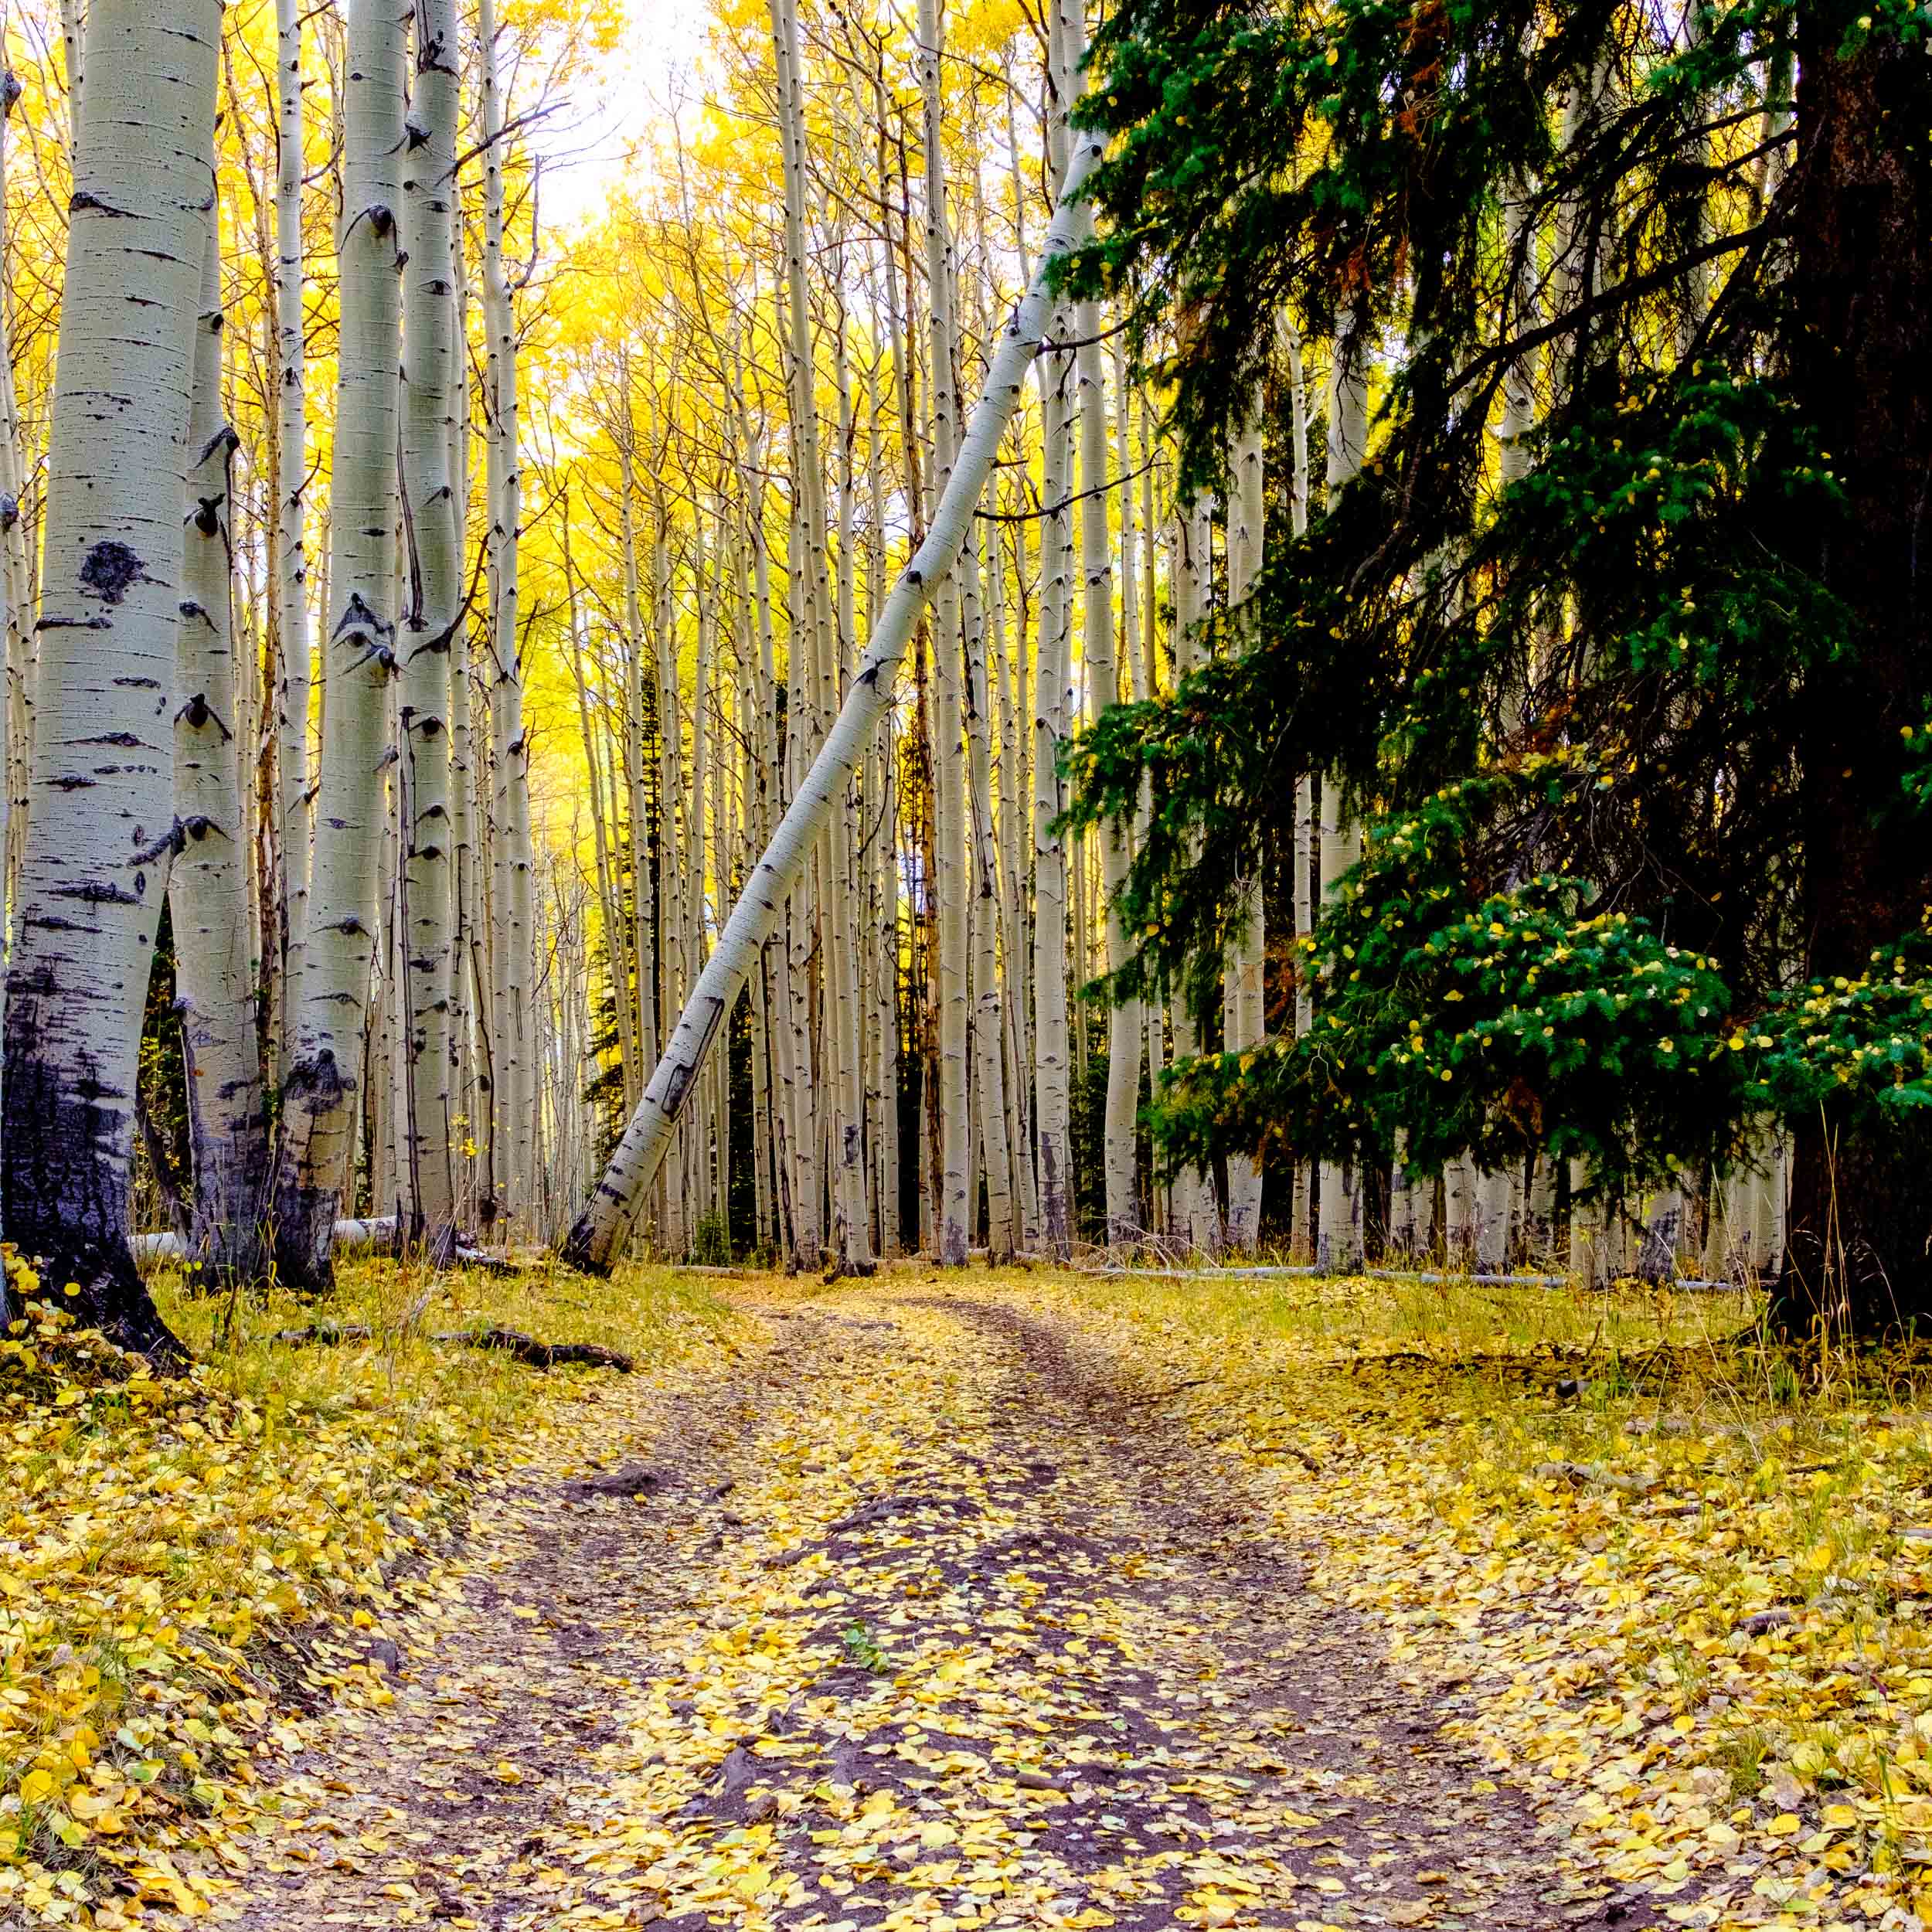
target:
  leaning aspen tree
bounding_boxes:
[396,0,461,1254]
[560,136,1107,1272]
[1222,381,1267,1252]
[270,0,404,1291]
[173,204,270,1284]
[2,0,219,1349]
[274,0,310,1078]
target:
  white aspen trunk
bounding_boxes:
[1445,1154,1478,1268]
[964,512,1015,1257]
[1032,323,1077,1258]
[173,205,270,1283]
[561,136,1105,1270]
[1476,1166,1512,1272]
[60,0,83,154]
[619,434,655,1105]
[0,75,25,1166]
[274,0,311,1087]
[1278,316,1311,1248]
[1111,342,1148,1248]
[3,0,219,1349]
[270,0,403,1290]
[1082,306,1136,1248]
[1170,497,1224,1257]
[1314,314,1370,1272]
[767,0,862,1267]
[477,0,532,1238]
[447,233,477,1228]
[1222,383,1267,1252]
[991,510,1039,1251]
[398,0,461,1254]
[917,0,971,1267]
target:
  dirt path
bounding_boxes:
[188,1285,1641,1931]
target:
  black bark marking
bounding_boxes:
[78,541,143,605]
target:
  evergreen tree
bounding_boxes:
[1066,0,1932,1327]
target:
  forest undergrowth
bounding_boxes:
[5,1263,1932,1928]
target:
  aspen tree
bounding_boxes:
[0,70,29,941]
[1169,496,1223,1255]
[1111,335,1148,1245]
[274,0,311,1083]
[914,0,972,1266]
[3,0,220,1346]
[448,228,478,1226]
[618,429,655,1100]
[992,507,1040,1250]
[560,135,1107,1272]
[398,0,462,1254]
[1222,383,1267,1252]
[1314,314,1369,1272]
[270,0,404,1290]
[478,0,533,1238]
[1030,25,1078,1259]
[173,205,271,1284]
[59,0,83,154]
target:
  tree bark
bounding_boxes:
[1782,12,1932,1331]
[270,0,403,1291]
[173,203,271,1284]
[2,0,220,1355]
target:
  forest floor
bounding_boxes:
[11,1265,1932,1932]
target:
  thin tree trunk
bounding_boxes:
[173,202,270,1283]
[398,0,461,1254]
[270,0,403,1291]
[1222,380,1267,1252]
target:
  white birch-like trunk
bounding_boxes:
[1314,313,1369,1271]
[916,0,972,1266]
[270,0,403,1290]
[560,136,1105,1271]
[1221,382,1267,1252]
[274,0,311,1086]
[1083,308,1135,1248]
[478,0,533,1240]
[3,0,219,1349]
[397,0,461,1253]
[1169,497,1224,1257]
[173,205,270,1284]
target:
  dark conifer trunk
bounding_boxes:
[1783,10,1932,1329]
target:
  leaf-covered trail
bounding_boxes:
[192,1285,1620,1930]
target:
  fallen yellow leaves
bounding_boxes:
[1039,1267,1932,1930]
[0,1254,725,1927]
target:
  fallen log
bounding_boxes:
[434,1327,634,1372]
[265,1321,632,1372]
